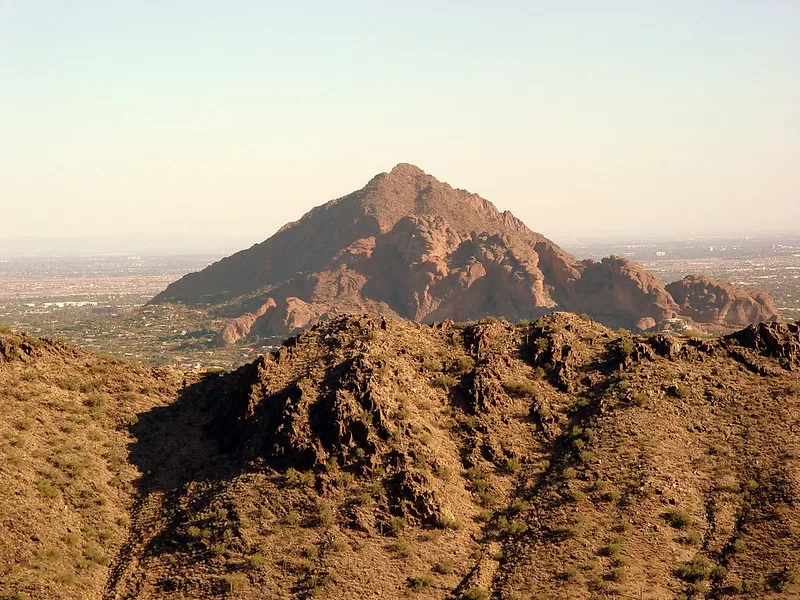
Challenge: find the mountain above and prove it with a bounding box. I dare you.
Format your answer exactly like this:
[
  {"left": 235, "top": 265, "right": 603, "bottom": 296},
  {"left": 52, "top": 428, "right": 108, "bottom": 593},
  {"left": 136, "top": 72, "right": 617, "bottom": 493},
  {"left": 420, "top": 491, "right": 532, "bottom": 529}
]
[
  {"left": 151, "top": 164, "right": 777, "bottom": 344},
  {"left": 2, "top": 316, "right": 799, "bottom": 599}
]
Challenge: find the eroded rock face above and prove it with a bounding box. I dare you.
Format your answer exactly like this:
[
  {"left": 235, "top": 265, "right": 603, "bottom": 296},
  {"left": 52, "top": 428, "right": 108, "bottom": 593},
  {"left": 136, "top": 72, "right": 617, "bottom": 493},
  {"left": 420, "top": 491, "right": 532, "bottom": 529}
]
[
  {"left": 151, "top": 164, "right": 779, "bottom": 337},
  {"left": 666, "top": 275, "right": 779, "bottom": 327},
  {"left": 726, "top": 321, "right": 800, "bottom": 366},
  {"left": 214, "top": 299, "right": 276, "bottom": 347}
]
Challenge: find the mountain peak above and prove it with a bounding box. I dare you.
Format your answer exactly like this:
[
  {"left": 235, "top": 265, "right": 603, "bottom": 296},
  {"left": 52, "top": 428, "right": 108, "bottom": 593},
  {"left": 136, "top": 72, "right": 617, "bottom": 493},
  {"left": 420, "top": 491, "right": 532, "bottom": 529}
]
[
  {"left": 388, "top": 162, "right": 426, "bottom": 177},
  {"left": 150, "top": 166, "right": 778, "bottom": 339}
]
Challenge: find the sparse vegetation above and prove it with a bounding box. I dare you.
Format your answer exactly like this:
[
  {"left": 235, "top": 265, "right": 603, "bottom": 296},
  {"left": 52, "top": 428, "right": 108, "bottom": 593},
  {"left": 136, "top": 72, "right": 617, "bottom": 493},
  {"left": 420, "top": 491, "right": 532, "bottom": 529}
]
[
  {"left": 664, "top": 508, "right": 693, "bottom": 530},
  {"left": 503, "top": 380, "right": 536, "bottom": 397}
]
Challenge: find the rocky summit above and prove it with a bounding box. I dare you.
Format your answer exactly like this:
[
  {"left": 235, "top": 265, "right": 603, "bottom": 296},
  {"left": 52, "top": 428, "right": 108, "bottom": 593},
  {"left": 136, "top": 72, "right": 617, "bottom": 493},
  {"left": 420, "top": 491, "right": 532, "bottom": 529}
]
[
  {"left": 2, "top": 316, "right": 799, "bottom": 599},
  {"left": 149, "top": 164, "right": 778, "bottom": 346}
]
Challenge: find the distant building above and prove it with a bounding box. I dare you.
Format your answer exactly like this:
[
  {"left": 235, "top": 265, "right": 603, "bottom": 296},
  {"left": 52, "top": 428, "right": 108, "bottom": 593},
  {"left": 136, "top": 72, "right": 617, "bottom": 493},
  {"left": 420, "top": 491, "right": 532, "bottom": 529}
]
[{"left": 655, "top": 251, "right": 666, "bottom": 257}]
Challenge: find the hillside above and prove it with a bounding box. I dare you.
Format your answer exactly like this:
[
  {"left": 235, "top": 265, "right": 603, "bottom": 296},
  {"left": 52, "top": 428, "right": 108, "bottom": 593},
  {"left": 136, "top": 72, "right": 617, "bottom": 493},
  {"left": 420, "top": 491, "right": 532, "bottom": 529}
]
[
  {"left": 150, "top": 164, "right": 778, "bottom": 344},
  {"left": 2, "top": 317, "right": 799, "bottom": 599}
]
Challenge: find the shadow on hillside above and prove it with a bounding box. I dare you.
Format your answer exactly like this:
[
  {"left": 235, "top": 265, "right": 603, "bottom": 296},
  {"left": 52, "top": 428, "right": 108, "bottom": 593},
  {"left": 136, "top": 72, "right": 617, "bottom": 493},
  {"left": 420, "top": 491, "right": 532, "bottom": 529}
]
[
  {"left": 112, "top": 370, "right": 253, "bottom": 572},
  {"left": 128, "top": 373, "right": 240, "bottom": 495}
]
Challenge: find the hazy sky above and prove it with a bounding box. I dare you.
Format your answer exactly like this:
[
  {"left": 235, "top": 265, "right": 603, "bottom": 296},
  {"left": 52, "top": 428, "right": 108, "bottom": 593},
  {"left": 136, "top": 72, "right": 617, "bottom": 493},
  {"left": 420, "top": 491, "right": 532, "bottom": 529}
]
[{"left": 1, "top": 1, "right": 798, "bottom": 244}]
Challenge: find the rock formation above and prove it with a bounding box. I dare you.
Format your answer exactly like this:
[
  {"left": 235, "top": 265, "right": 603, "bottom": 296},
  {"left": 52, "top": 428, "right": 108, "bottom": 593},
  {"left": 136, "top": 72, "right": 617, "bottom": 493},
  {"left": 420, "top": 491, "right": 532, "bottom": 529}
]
[
  {"left": 666, "top": 275, "right": 779, "bottom": 327},
  {"left": 150, "top": 164, "right": 778, "bottom": 342}
]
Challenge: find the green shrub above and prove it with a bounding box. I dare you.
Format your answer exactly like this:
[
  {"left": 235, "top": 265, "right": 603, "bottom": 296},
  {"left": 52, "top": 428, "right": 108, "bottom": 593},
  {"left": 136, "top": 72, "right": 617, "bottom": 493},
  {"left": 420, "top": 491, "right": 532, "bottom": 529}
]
[
  {"left": 387, "top": 516, "right": 407, "bottom": 537},
  {"left": 316, "top": 501, "right": 334, "bottom": 527},
  {"left": 453, "top": 356, "right": 476, "bottom": 373},
  {"left": 407, "top": 574, "right": 433, "bottom": 590},
  {"left": 392, "top": 537, "right": 412, "bottom": 557},
  {"left": 247, "top": 552, "right": 266, "bottom": 570},
  {"left": 463, "top": 588, "right": 489, "bottom": 600},
  {"left": 600, "top": 542, "right": 621, "bottom": 556},
  {"left": 664, "top": 508, "right": 692, "bottom": 530},
  {"left": 422, "top": 359, "right": 443, "bottom": 372},
  {"left": 672, "top": 384, "right": 692, "bottom": 399},
  {"left": 432, "top": 375, "right": 457, "bottom": 388},
  {"left": 502, "top": 456, "right": 521, "bottom": 473},
  {"left": 83, "top": 393, "right": 107, "bottom": 409},
  {"left": 675, "top": 554, "right": 725, "bottom": 582},
  {"left": 503, "top": 380, "right": 536, "bottom": 397},
  {"left": 433, "top": 558, "right": 454, "bottom": 574},
  {"left": 558, "top": 566, "right": 580, "bottom": 581},
  {"left": 617, "top": 337, "right": 636, "bottom": 356}
]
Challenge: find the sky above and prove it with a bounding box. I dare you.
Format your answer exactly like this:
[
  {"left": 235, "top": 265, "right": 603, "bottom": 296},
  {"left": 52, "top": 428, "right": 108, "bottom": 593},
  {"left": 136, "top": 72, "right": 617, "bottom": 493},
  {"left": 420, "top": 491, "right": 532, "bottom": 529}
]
[{"left": 1, "top": 1, "right": 798, "bottom": 246}]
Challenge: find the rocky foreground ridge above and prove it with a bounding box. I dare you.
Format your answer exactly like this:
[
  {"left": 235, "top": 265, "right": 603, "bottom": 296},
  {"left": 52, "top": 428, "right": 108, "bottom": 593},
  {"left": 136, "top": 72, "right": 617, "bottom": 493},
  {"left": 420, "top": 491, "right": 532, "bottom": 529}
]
[
  {"left": 149, "top": 164, "right": 778, "bottom": 346},
  {"left": 1, "top": 317, "right": 799, "bottom": 599}
]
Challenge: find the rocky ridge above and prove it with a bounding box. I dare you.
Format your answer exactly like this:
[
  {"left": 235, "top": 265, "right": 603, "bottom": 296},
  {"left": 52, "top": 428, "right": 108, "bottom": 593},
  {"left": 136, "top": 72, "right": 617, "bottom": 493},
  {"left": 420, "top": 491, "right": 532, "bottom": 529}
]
[{"left": 2, "top": 316, "right": 800, "bottom": 599}]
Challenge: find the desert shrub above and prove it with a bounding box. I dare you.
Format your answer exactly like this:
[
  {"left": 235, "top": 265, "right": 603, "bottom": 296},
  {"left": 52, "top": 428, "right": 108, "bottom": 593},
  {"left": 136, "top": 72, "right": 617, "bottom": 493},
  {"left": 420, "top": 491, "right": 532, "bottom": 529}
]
[
  {"left": 407, "top": 574, "right": 433, "bottom": 590},
  {"left": 730, "top": 537, "right": 746, "bottom": 553},
  {"left": 36, "top": 478, "right": 59, "bottom": 499},
  {"left": 675, "top": 554, "right": 725, "bottom": 582},
  {"left": 432, "top": 374, "right": 457, "bottom": 388},
  {"left": 616, "top": 337, "right": 636, "bottom": 356},
  {"left": 558, "top": 566, "right": 580, "bottom": 581},
  {"left": 83, "top": 544, "right": 108, "bottom": 565},
  {"left": 463, "top": 588, "right": 489, "bottom": 600},
  {"left": 772, "top": 566, "right": 800, "bottom": 592},
  {"left": 605, "top": 567, "right": 626, "bottom": 583},
  {"left": 736, "top": 578, "right": 766, "bottom": 593},
  {"left": 222, "top": 573, "right": 248, "bottom": 592},
  {"left": 503, "top": 380, "right": 536, "bottom": 397},
  {"left": 671, "top": 384, "right": 692, "bottom": 399},
  {"left": 316, "top": 501, "right": 334, "bottom": 527},
  {"left": 664, "top": 508, "right": 692, "bottom": 530},
  {"left": 83, "top": 393, "right": 107, "bottom": 409},
  {"left": 283, "top": 510, "right": 301, "bottom": 526},
  {"left": 567, "top": 489, "right": 586, "bottom": 502},
  {"left": 392, "top": 537, "right": 412, "bottom": 557},
  {"left": 682, "top": 531, "right": 702, "bottom": 546},
  {"left": 600, "top": 489, "right": 621, "bottom": 503},
  {"left": 453, "top": 356, "right": 476, "bottom": 373},
  {"left": 631, "top": 392, "right": 649, "bottom": 406},
  {"left": 387, "top": 516, "right": 407, "bottom": 537},
  {"left": 433, "top": 558, "right": 454, "bottom": 574},
  {"left": 600, "top": 541, "right": 621, "bottom": 556},
  {"left": 56, "top": 572, "right": 76, "bottom": 585},
  {"left": 502, "top": 456, "right": 521, "bottom": 473},
  {"left": 422, "top": 359, "right": 443, "bottom": 372},
  {"left": 247, "top": 552, "right": 266, "bottom": 570},
  {"left": 495, "top": 515, "right": 528, "bottom": 536},
  {"left": 465, "top": 467, "right": 491, "bottom": 493},
  {"left": 437, "top": 514, "right": 461, "bottom": 530},
  {"left": 13, "top": 418, "right": 33, "bottom": 431},
  {"left": 786, "top": 381, "right": 800, "bottom": 395},
  {"left": 553, "top": 521, "right": 584, "bottom": 539}
]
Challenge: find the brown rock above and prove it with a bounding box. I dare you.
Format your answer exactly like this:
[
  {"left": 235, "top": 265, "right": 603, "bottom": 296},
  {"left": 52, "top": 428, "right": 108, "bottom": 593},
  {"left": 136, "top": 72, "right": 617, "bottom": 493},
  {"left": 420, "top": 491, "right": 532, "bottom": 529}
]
[
  {"left": 150, "top": 164, "right": 776, "bottom": 336},
  {"left": 666, "top": 275, "right": 779, "bottom": 327}
]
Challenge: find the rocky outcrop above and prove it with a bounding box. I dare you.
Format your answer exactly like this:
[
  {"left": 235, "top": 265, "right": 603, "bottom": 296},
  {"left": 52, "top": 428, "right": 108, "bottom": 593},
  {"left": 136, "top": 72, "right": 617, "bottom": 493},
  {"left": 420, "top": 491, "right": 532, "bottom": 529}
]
[
  {"left": 726, "top": 320, "right": 800, "bottom": 366},
  {"left": 571, "top": 256, "right": 680, "bottom": 328},
  {"left": 213, "top": 299, "right": 276, "bottom": 347},
  {"left": 666, "top": 275, "right": 779, "bottom": 327},
  {"left": 151, "top": 164, "right": 779, "bottom": 339}
]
